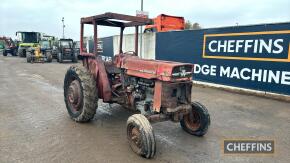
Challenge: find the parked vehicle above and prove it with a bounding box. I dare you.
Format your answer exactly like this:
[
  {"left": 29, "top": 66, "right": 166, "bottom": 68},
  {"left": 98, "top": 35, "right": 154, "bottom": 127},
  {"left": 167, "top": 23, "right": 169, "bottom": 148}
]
[
  {"left": 63, "top": 12, "right": 210, "bottom": 159},
  {"left": 41, "top": 35, "right": 58, "bottom": 59},
  {"left": 144, "top": 14, "right": 185, "bottom": 32},
  {"left": 57, "top": 39, "right": 77, "bottom": 63},
  {"left": 0, "top": 36, "right": 17, "bottom": 56},
  {"left": 26, "top": 44, "right": 52, "bottom": 63},
  {"left": 16, "top": 31, "right": 41, "bottom": 57},
  {"left": 73, "top": 41, "right": 81, "bottom": 59}
]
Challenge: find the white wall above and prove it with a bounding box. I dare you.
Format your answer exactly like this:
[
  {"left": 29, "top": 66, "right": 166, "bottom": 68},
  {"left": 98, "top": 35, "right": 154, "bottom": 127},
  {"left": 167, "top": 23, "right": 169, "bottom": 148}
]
[{"left": 113, "top": 33, "right": 156, "bottom": 59}]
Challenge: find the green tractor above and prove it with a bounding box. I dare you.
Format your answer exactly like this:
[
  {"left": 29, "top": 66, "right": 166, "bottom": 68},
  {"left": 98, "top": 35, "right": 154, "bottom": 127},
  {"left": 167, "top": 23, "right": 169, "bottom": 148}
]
[
  {"left": 40, "top": 35, "right": 58, "bottom": 58},
  {"left": 16, "top": 31, "right": 41, "bottom": 57}
]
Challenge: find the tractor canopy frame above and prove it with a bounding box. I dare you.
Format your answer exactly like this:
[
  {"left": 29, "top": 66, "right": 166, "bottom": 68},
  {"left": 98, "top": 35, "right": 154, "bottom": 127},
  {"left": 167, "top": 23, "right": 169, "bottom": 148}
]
[{"left": 80, "top": 12, "right": 152, "bottom": 58}]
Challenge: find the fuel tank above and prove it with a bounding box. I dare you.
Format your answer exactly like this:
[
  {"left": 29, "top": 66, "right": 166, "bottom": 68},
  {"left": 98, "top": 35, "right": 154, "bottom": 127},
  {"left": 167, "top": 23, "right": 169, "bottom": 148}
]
[{"left": 114, "top": 54, "right": 193, "bottom": 81}]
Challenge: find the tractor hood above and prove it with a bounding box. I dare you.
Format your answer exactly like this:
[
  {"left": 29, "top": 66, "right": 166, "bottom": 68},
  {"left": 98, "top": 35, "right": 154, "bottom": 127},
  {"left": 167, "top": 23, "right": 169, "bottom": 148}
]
[
  {"left": 115, "top": 55, "right": 193, "bottom": 81},
  {"left": 20, "top": 43, "right": 39, "bottom": 47}
]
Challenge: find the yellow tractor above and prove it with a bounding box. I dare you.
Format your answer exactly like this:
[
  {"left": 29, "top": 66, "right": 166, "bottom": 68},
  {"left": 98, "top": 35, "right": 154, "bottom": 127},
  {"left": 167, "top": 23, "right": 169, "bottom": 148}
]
[{"left": 26, "top": 45, "right": 52, "bottom": 63}]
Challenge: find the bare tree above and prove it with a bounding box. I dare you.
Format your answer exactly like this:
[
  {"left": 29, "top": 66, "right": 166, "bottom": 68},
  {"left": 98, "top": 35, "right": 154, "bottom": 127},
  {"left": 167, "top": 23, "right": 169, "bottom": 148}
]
[
  {"left": 192, "top": 22, "right": 201, "bottom": 29},
  {"left": 185, "top": 20, "right": 202, "bottom": 30},
  {"left": 184, "top": 20, "right": 192, "bottom": 29}
]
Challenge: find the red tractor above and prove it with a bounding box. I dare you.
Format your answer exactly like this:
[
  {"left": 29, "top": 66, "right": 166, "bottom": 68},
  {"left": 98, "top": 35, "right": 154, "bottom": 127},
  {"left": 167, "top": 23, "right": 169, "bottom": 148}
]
[{"left": 64, "top": 12, "right": 210, "bottom": 158}]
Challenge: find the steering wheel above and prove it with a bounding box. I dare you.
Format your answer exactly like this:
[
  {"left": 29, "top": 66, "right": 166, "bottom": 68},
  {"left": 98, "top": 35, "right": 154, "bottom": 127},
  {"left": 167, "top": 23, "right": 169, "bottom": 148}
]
[{"left": 123, "top": 51, "right": 137, "bottom": 56}]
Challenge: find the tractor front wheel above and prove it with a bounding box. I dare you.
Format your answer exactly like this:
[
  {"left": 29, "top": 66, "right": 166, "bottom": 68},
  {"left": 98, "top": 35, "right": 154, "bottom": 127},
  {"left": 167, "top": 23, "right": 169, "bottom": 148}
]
[
  {"left": 64, "top": 65, "right": 98, "bottom": 122},
  {"left": 3, "top": 51, "right": 7, "bottom": 56},
  {"left": 46, "top": 52, "right": 52, "bottom": 62},
  {"left": 13, "top": 49, "right": 17, "bottom": 56},
  {"left": 127, "top": 114, "right": 156, "bottom": 159},
  {"left": 72, "top": 53, "right": 78, "bottom": 63},
  {"left": 18, "top": 49, "right": 24, "bottom": 57},
  {"left": 26, "top": 52, "right": 32, "bottom": 63},
  {"left": 180, "top": 102, "right": 210, "bottom": 136},
  {"left": 58, "top": 53, "right": 63, "bottom": 63}
]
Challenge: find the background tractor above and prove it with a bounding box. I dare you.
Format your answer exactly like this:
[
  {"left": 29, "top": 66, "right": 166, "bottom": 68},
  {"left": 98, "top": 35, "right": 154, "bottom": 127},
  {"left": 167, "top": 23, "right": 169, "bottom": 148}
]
[
  {"left": 26, "top": 44, "right": 52, "bottom": 63},
  {"left": 63, "top": 13, "right": 210, "bottom": 158},
  {"left": 16, "top": 31, "right": 41, "bottom": 57},
  {"left": 0, "top": 36, "right": 17, "bottom": 56},
  {"left": 41, "top": 35, "right": 58, "bottom": 59},
  {"left": 73, "top": 41, "right": 81, "bottom": 59},
  {"left": 57, "top": 39, "right": 77, "bottom": 63}
]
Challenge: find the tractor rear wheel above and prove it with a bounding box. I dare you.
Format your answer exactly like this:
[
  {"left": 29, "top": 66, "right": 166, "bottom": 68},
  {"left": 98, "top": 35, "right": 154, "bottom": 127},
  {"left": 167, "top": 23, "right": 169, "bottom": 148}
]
[
  {"left": 180, "top": 102, "right": 210, "bottom": 136},
  {"left": 127, "top": 114, "right": 156, "bottom": 159},
  {"left": 3, "top": 51, "right": 7, "bottom": 56},
  {"left": 64, "top": 65, "right": 98, "bottom": 122}
]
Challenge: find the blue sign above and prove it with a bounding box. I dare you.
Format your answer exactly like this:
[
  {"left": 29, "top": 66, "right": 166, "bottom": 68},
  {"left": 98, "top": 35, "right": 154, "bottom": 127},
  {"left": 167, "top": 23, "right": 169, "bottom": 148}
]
[
  {"left": 204, "top": 31, "right": 290, "bottom": 61},
  {"left": 155, "top": 22, "right": 290, "bottom": 95}
]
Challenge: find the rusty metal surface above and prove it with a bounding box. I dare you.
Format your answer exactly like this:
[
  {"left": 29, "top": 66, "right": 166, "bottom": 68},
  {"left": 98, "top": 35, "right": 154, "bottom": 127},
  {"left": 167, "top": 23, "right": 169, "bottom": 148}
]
[
  {"left": 184, "top": 108, "right": 201, "bottom": 131},
  {"left": 147, "top": 114, "right": 169, "bottom": 123},
  {"left": 93, "top": 21, "right": 98, "bottom": 57},
  {"left": 81, "top": 12, "right": 152, "bottom": 26},
  {"left": 153, "top": 81, "right": 162, "bottom": 112},
  {"left": 86, "top": 57, "right": 112, "bottom": 102},
  {"left": 67, "top": 80, "right": 82, "bottom": 113},
  {"left": 115, "top": 54, "right": 193, "bottom": 81},
  {"left": 135, "top": 26, "right": 139, "bottom": 56}
]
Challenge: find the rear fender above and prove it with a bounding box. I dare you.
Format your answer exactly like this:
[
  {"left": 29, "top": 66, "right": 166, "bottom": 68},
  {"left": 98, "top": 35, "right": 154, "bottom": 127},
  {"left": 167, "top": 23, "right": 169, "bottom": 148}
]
[{"left": 87, "top": 57, "right": 112, "bottom": 102}]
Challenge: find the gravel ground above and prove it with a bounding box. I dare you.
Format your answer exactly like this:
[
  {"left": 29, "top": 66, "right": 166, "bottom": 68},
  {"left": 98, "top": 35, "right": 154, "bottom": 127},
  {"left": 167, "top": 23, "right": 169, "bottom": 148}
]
[{"left": 0, "top": 55, "right": 289, "bottom": 163}]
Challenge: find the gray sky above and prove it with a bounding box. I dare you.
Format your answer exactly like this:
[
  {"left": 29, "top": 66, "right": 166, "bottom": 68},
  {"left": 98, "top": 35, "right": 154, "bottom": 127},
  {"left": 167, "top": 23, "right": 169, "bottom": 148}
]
[{"left": 1, "top": 0, "right": 289, "bottom": 40}]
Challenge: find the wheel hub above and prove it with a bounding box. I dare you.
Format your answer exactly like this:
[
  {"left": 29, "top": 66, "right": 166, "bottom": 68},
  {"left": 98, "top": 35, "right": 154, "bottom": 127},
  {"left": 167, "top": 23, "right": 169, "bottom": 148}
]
[
  {"left": 131, "top": 127, "right": 141, "bottom": 147},
  {"left": 184, "top": 109, "right": 201, "bottom": 131},
  {"left": 128, "top": 125, "right": 142, "bottom": 154},
  {"left": 67, "top": 80, "right": 82, "bottom": 112}
]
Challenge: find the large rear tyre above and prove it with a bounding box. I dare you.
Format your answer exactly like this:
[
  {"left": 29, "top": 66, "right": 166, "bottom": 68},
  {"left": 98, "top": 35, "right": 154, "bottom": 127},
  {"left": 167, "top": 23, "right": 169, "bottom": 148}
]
[
  {"left": 3, "top": 51, "right": 7, "bottom": 56},
  {"left": 180, "top": 102, "right": 210, "bottom": 136},
  {"left": 127, "top": 114, "right": 156, "bottom": 159},
  {"left": 64, "top": 65, "right": 98, "bottom": 122}
]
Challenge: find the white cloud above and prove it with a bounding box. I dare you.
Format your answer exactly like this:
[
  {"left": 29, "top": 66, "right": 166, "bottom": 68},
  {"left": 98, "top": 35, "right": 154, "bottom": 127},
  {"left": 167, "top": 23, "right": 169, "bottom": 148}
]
[{"left": 0, "top": 0, "right": 289, "bottom": 40}]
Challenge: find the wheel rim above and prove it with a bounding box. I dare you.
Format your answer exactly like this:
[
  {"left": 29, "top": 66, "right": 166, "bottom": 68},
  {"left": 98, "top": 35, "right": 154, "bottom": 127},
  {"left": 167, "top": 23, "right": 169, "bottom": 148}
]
[
  {"left": 128, "top": 124, "right": 142, "bottom": 155},
  {"left": 184, "top": 109, "right": 201, "bottom": 131},
  {"left": 67, "top": 80, "right": 82, "bottom": 114}
]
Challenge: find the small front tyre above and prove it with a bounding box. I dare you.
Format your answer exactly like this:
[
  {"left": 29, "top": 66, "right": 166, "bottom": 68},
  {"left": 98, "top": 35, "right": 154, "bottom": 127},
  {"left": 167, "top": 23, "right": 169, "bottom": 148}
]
[
  {"left": 72, "top": 53, "right": 78, "bottom": 63},
  {"left": 26, "top": 52, "right": 32, "bottom": 63},
  {"left": 58, "top": 53, "right": 63, "bottom": 63},
  {"left": 180, "top": 102, "right": 210, "bottom": 136},
  {"left": 64, "top": 65, "right": 98, "bottom": 122},
  {"left": 46, "top": 51, "right": 52, "bottom": 62},
  {"left": 127, "top": 114, "right": 156, "bottom": 159}
]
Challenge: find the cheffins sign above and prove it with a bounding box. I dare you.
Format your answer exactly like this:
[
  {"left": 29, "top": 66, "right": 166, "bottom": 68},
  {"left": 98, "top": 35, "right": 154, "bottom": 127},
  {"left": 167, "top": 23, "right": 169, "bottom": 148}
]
[
  {"left": 203, "top": 31, "right": 290, "bottom": 62},
  {"left": 155, "top": 22, "right": 290, "bottom": 95}
]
